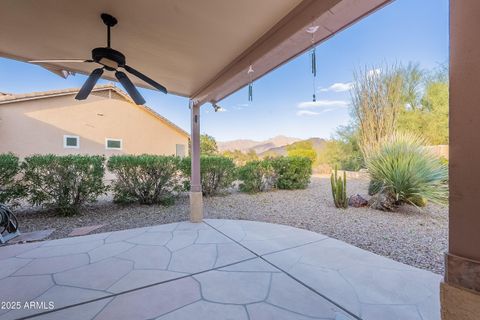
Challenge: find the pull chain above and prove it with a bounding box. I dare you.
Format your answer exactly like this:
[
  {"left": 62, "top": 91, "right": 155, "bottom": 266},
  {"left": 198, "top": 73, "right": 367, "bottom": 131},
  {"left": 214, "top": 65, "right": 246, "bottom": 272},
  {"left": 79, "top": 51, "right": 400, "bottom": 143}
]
[{"left": 247, "top": 65, "right": 254, "bottom": 102}]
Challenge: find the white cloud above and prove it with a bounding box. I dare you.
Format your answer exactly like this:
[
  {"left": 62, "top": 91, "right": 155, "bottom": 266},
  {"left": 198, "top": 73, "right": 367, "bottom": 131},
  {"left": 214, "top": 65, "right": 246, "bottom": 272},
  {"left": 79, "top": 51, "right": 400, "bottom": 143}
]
[
  {"left": 297, "top": 100, "right": 349, "bottom": 109},
  {"left": 367, "top": 68, "right": 382, "bottom": 77},
  {"left": 233, "top": 103, "right": 249, "bottom": 110},
  {"left": 297, "top": 110, "right": 320, "bottom": 116},
  {"left": 320, "top": 82, "right": 353, "bottom": 92}
]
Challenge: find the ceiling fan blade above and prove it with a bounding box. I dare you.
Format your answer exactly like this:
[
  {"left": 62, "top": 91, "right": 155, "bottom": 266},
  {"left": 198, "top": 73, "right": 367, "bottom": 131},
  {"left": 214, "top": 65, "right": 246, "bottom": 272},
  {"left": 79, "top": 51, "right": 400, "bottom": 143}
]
[
  {"left": 124, "top": 65, "right": 167, "bottom": 94},
  {"left": 115, "top": 71, "right": 146, "bottom": 105},
  {"left": 75, "top": 68, "right": 104, "bottom": 100},
  {"left": 29, "top": 59, "right": 93, "bottom": 63}
]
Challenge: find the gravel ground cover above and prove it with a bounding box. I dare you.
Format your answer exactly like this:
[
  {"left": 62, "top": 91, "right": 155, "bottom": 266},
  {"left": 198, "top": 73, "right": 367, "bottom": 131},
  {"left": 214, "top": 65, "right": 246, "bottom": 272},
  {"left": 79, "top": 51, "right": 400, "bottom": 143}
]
[{"left": 13, "top": 175, "right": 448, "bottom": 274}]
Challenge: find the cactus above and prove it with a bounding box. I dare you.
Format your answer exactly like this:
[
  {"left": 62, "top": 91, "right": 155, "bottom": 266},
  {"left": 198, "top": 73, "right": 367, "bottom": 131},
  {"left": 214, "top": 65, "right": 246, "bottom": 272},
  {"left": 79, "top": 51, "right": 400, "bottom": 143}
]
[{"left": 331, "top": 165, "right": 348, "bottom": 209}]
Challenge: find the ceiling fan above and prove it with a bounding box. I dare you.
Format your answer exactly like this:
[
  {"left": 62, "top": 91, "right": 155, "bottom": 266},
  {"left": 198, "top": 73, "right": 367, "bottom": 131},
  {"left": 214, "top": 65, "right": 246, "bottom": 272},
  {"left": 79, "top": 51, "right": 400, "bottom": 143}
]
[{"left": 29, "top": 13, "right": 167, "bottom": 105}]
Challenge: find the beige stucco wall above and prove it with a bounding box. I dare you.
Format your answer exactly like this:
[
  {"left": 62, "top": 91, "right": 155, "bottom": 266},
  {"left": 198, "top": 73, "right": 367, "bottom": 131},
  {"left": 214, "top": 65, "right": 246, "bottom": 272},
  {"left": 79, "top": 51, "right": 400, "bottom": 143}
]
[{"left": 0, "top": 90, "right": 189, "bottom": 158}]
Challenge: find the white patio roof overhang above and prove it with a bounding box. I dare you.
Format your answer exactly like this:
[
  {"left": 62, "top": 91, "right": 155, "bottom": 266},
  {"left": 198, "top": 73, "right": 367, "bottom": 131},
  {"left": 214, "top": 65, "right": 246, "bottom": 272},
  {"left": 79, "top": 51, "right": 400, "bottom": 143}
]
[{"left": 0, "top": 0, "right": 391, "bottom": 106}]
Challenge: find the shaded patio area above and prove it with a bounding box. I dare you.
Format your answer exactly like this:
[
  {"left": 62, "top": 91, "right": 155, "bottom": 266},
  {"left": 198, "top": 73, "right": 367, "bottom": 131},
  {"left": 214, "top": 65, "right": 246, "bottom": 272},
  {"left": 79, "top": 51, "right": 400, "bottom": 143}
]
[{"left": 0, "top": 219, "right": 441, "bottom": 320}]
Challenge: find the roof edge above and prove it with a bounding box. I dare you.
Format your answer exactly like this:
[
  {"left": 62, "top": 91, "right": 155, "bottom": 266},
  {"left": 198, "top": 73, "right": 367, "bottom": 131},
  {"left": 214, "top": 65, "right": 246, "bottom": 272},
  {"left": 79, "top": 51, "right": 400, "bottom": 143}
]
[{"left": 0, "top": 84, "right": 190, "bottom": 138}]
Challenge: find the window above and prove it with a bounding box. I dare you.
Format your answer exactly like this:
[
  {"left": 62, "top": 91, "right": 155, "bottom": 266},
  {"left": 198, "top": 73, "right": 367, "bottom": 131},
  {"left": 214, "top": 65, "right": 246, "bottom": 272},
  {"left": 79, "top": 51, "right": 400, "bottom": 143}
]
[
  {"left": 176, "top": 144, "right": 186, "bottom": 157},
  {"left": 106, "top": 138, "right": 122, "bottom": 150},
  {"left": 64, "top": 135, "right": 79, "bottom": 148}
]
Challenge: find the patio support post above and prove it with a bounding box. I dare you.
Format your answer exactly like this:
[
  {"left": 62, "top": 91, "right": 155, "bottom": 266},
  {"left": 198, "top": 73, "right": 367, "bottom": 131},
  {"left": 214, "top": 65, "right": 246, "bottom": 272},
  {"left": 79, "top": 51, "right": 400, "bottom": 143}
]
[
  {"left": 189, "top": 99, "right": 203, "bottom": 222},
  {"left": 442, "top": 1, "right": 480, "bottom": 319}
]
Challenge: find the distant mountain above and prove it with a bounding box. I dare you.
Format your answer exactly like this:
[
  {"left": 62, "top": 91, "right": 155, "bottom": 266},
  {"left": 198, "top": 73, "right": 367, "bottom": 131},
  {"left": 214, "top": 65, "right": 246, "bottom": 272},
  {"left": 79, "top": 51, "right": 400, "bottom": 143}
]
[
  {"left": 218, "top": 135, "right": 300, "bottom": 153},
  {"left": 258, "top": 138, "right": 327, "bottom": 158}
]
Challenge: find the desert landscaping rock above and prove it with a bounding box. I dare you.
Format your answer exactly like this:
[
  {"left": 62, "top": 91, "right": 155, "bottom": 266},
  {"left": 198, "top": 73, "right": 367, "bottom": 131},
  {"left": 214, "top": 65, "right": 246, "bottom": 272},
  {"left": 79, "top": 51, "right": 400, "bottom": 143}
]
[
  {"left": 13, "top": 176, "right": 447, "bottom": 274},
  {"left": 348, "top": 194, "right": 368, "bottom": 207}
]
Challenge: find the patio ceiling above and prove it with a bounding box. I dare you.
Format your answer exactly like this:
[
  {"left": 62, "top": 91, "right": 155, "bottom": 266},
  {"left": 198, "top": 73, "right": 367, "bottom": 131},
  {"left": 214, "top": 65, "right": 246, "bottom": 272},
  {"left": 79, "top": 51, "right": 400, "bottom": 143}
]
[{"left": 0, "top": 0, "right": 391, "bottom": 105}]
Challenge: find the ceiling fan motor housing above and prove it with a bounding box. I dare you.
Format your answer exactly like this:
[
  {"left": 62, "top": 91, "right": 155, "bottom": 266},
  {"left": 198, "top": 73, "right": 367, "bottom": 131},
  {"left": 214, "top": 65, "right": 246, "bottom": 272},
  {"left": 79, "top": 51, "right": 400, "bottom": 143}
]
[{"left": 92, "top": 47, "right": 125, "bottom": 70}]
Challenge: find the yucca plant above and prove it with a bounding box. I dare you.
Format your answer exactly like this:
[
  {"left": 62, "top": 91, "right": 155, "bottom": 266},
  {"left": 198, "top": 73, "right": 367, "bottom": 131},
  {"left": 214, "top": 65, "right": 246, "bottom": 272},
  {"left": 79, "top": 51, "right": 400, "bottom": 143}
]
[
  {"left": 366, "top": 133, "right": 448, "bottom": 209},
  {"left": 331, "top": 165, "right": 348, "bottom": 209}
]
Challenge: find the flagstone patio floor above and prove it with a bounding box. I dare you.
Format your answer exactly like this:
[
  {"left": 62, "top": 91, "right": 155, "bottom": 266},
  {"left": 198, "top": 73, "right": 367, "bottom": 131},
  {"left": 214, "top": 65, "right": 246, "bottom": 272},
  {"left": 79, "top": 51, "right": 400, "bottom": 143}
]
[{"left": 0, "top": 219, "right": 441, "bottom": 320}]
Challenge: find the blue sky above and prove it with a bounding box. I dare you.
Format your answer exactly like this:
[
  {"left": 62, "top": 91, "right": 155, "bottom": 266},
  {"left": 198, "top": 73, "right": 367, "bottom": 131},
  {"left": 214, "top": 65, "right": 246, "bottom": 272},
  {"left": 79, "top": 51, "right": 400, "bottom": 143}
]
[{"left": 0, "top": 0, "right": 448, "bottom": 142}]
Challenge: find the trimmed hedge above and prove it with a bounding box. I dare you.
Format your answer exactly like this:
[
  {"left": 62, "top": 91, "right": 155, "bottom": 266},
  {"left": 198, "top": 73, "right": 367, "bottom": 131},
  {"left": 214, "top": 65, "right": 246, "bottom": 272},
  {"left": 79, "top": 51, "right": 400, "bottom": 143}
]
[
  {"left": 22, "top": 154, "right": 107, "bottom": 215},
  {"left": 107, "top": 155, "right": 182, "bottom": 205},
  {"left": 0, "top": 152, "right": 313, "bottom": 215},
  {"left": 0, "top": 153, "right": 24, "bottom": 205},
  {"left": 270, "top": 156, "right": 312, "bottom": 190},
  {"left": 181, "top": 156, "right": 236, "bottom": 196},
  {"left": 237, "top": 160, "right": 276, "bottom": 193}
]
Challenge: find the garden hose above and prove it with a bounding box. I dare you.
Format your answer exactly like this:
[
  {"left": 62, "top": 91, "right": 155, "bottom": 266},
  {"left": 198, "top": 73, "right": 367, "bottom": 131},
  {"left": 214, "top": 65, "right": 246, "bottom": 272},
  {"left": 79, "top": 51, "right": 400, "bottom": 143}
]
[{"left": 0, "top": 203, "right": 18, "bottom": 234}]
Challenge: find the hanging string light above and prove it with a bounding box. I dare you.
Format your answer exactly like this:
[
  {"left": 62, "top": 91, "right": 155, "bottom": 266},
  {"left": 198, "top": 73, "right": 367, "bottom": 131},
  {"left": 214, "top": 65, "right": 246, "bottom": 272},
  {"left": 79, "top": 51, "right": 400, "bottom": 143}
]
[
  {"left": 247, "top": 65, "right": 254, "bottom": 102},
  {"left": 306, "top": 25, "right": 319, "bottom": 102}
]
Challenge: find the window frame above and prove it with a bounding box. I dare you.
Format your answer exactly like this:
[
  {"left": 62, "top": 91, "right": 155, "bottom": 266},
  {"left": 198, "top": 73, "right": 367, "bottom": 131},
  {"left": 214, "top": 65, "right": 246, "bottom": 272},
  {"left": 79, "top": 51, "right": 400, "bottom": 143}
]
[
  {"left": 176, "top": 144, "right": 186, "bottom": 157},
  {"left": 105, "top": 138, "right": 123, "bottom": 150},
  {"left": 63, "top": 135, "right": 80, "bottom": 149}
]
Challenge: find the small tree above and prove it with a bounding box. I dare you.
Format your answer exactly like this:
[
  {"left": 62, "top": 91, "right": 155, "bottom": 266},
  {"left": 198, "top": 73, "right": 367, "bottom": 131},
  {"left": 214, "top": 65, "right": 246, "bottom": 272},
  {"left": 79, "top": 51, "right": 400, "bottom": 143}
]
[
  {"left": 223, "top": 149, "right": 258, "bottom": 166},
  {"left": 317, "top": 125, "right": 363, "bottom": 171},
  {"left": 200, "top": 134, "right": 218, "bottom": 155},
  {"left": 287, "top": 141, "right": 317, "bottom": 164},
  {"left": 351, "top": 65, "right": 404, "bottom": 159}
]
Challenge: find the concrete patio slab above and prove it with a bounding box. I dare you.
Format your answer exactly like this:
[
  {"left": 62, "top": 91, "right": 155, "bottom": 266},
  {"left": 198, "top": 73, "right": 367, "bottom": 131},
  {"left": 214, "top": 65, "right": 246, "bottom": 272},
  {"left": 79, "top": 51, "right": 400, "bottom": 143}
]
[
  {"left": 0, "top": 221, "right": 254, "bottom": 319},
  {"left": 0, "top": 219, "right": 441, "bottom": 320},
  {"left": 263, "top": 237, "right": 442, "bottom": 320},
  {"left": 204, "top": 219, "right": 327, "bottom": 255}
]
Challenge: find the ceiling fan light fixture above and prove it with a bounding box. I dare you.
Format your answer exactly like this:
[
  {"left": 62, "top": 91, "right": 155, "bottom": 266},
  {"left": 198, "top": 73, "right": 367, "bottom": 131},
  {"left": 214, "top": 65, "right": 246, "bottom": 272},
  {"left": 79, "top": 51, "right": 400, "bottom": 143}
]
[{"left": 29, "top": 13, "right": 167, "bottom": 102}]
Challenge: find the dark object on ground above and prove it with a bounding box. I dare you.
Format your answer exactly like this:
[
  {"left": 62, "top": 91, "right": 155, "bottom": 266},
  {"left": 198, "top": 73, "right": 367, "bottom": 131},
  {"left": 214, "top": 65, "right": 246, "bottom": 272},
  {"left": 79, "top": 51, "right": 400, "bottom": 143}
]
[
  {"left": 368, "top": 192, "right": 396, "bottom": 211},
  {"left": 0, "top": 203, "right": 20, "bottom": 244},
  {"left": 348, "top": 194, "right": 368, "bottom": 208}
]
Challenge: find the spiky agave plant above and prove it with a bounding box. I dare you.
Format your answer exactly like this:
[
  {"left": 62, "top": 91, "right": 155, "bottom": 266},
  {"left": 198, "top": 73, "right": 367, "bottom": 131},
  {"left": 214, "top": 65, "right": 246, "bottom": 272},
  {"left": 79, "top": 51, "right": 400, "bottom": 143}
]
[{"left": 366, "top": 133, "right": 448, "bottom": 208}]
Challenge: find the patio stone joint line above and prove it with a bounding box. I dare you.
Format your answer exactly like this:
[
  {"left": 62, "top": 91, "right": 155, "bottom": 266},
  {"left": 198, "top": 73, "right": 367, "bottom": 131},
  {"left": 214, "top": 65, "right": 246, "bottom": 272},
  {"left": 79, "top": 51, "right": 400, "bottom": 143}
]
[
  {"left": 202, "top": 220, "right": 363, "bottom": 320},
  {"left": 18, "top": 253, "right": 259, "bottom": 320}
]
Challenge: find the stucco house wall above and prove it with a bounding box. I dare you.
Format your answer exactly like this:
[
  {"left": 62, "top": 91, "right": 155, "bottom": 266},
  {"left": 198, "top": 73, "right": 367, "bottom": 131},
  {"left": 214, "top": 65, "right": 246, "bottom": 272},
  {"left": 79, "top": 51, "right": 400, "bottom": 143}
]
[{"left": 0, "top": 86, "right": 189, "bottom": 158}]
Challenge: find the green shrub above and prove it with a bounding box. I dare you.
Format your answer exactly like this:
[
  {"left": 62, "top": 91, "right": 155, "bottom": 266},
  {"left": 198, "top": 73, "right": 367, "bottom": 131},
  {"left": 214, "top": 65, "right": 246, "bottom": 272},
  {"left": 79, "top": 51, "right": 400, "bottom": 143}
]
[
  {"left": 366, "top": 133, "right": 448, "bottom": 208},
  {"left": 22, "top": 154, "right": 107, "bottom": 215},
  {"left": 270, "top": 156, "right": 312, "bottom": 190},
  {"left": 0, "top": 153, "right": 24, "bottom": 205},
  {"left": 107, "top": 155, "right": 182, "bottom": 205},
  {"left": 181, "top": 156, "right": 236, "bottom": 196},
  {"left": 238, "top": 160, "right": 276, "bottom": 193}
]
